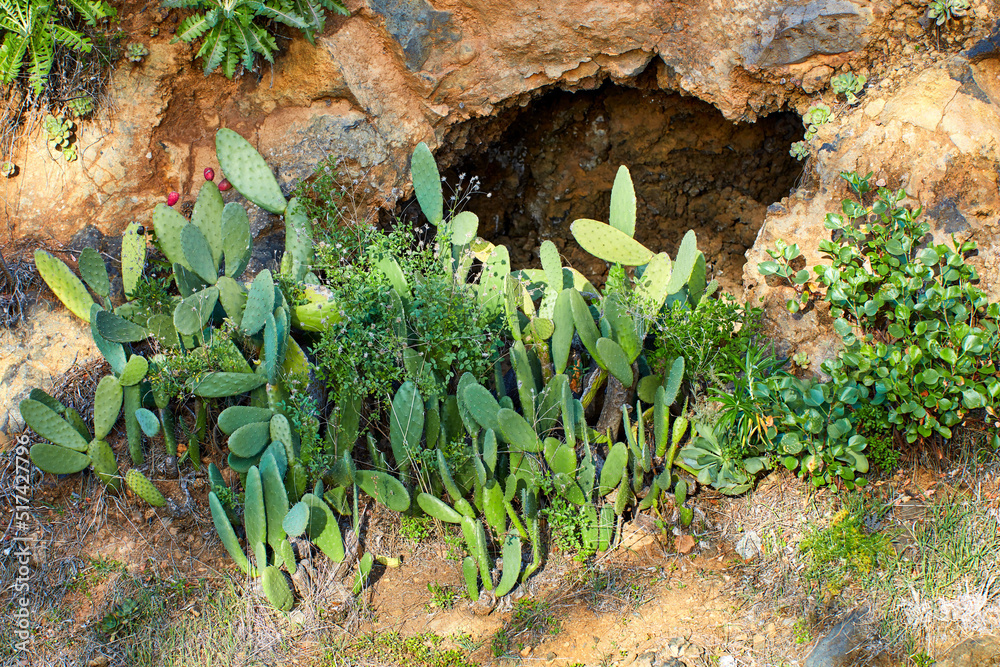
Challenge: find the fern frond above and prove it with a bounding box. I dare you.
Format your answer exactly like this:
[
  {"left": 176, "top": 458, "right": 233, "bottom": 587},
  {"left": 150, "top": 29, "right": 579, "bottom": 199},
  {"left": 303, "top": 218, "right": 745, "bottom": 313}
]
[
  {"left": 198, "top": 24, "right": 228, "bottom": 76},
  {"left": 316, "top": 0, "right": 349, "bottom": 17},
  {"left": 248, "top": 24, "right": 275, "bottom": 62},
  {"left": 49, "top": 23, "right": 93, "bottom": 54},
  {"left": 27, "top": 28, "right": 53, "bottom": 97},
  {"left": 222, "top": 33, "right": 239, "bottom": 78},
  {"left": 250, "top": 2, "right": 308, "bottom": 29},
  {"left": 64, "top": 0, "right": 116, "bottom": 27},
  {"left": 160, "top": 0, "right": 208, "bottom": 8},
  {"left": 0, "top": 32, "right": 29, "bottom": 85},
  {"left": 227, "top": 20, "right": 254, "bottom": 70},
  {"left": 174, "top": 13, "right": 213, "bottom": 43},
  {"left": 293, "top": 0, "right": 325, "bottom": 36}
]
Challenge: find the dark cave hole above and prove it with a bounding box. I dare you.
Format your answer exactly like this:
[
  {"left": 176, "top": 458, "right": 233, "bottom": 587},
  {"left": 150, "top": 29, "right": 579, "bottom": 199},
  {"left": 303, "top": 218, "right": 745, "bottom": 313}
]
[{"left": 390, "top": 80, "right": 803, "bottom": 295}]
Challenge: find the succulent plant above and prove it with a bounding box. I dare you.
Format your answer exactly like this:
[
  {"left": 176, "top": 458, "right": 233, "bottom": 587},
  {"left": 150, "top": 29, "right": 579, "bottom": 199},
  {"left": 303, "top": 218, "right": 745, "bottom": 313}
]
[
  {"left": 67, "top": 96, "right": 94, "bottom": 118},
  {"left": 125, "top": 42, "right": 150, "bottom": 62}
]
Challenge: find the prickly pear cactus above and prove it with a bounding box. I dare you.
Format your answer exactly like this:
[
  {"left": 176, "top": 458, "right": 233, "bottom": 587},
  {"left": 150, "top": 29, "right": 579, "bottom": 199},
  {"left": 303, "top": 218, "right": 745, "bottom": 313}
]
[
  {"left": 215, "top": 129, "right": 287, "bottom": 214},
  {"left": 34, "top": 250, "right": 96, "bottom": 322},
  {"left": 125, "top": 469, "right": 166, "bottom": 507}
]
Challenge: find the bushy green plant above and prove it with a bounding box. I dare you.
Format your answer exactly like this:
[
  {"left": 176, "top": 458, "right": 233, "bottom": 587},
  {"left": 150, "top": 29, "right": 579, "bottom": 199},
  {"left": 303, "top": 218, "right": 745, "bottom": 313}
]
[
  {"left": 43, "top": 113, "right": 77, "bottom": 161},
  {"left": 648, "top": 292, "right": 762, "bottom": 394},
  {"left": 789, "top": 104, "right": 832, "bottom": 161},
  {"left": 853, "top": 404, "right": 899, "bottom": 473},
  {"left": 758, "top": 170, "right": 1000, "bottom": 487},
  {"left": 0, "top": 0, "right": 115, "bottom": 97},
  {"left": 800, "top": 504, "right": 893, "bottom": 596},
  {"left": 161, "top": 0, "right": 348, "bottom": 78},
  {"left": 67, "top": 94, "right": 93, "bottom": 117}
]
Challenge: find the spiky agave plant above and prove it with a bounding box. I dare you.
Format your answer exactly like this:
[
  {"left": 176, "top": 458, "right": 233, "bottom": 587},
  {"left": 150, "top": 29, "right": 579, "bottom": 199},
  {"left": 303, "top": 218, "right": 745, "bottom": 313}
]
[
  {"left": 0, "top": 0, "right": 115, "bottom": 97},
  {"left": 162, "top": 0, "right": 347, "bottom": 78}
]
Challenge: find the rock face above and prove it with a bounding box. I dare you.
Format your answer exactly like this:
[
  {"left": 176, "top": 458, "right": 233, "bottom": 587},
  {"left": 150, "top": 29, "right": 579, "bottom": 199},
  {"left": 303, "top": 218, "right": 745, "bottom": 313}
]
[
  {"left": 2, "top": 0, "right": 905, "bottom": 242},
  {"left": 2, "top": 0, "right": 1000, "bottom": 378}
]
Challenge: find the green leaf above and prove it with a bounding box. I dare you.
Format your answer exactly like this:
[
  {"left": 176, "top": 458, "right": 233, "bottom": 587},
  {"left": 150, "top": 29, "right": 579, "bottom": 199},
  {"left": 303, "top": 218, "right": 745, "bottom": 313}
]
[{"left": 608, "top": 166, "right": 636, "bottom": 238}]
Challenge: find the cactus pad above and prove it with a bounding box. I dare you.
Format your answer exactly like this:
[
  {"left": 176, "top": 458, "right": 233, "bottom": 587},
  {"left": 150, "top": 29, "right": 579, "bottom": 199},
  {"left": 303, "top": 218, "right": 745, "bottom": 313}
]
[
  {"left": 151, "top": 204, "right": 191, "bottom": 270},
  {"left": 34, "top": 250, "right": 96, "bottom": 322},
  {"left": 118, "top": 355, "right": 149, "bottom": 386},
  {"left": 355, "top": 470, "right": 410, "bottom": 512},
  {"left": 78, "top": 247, "right": 110, "bottom": 298},
  {"left": 410, "top": 142, "right": 443, "bottom": 225},
  {"left": 20, "top": 399, "right": 89, "bottom": 451},
  {"left": 494, "top": 532, "right": 522, "bottom": 597},
  {"left": 241, "top": 269, "right": 274, "bottom": 335},
  {"left": 126, "top": 469, "right": 166, "bottom": 507},
  {"left": 215, "top": 129, "right": 287, "bottom": 214},
  {"left": 93, "top": 375, "right": 123, "bottom": 440},
  {"left": 121, "top": 221, "right": 146, "bottom": 297},
  {"left": 497, "top": 408, "right": 542, "bottom": 453},
  {"left": 218, "top": 406, "right": 273, "bottom": 435},
  {"left": 96, "top": 310, "right": 148, "bottom": 343},
  {"left": 191, "top": 180, "right": 225, "bottom": 266},
  {"left": 261, "top": 566, "right": 294, "bottom": 610},
  {"left": 88, "top": 439, "right": 119, "bottom": 489},
  {"left": 209, "top": 491, "right": 250, "bottom": 574},
  {"left": 29, "top": 443, "right": 90, "bottom": 474},
  {"left": 416, "top": 492, "right": 463, "bottom": 523},
  {"left": 570, "top": 218, "right": 653, "bottom": 267},
  {"left": 189, "top": 372, "right": 266, "bottom": 398},
  {"left": 173, "top": 285, "right": 219, "bottom": 337},
  {"left": 181, "top": 223, "right": 219, "bottom": 284},
  {"left": 609, "top": 166, "right": 636, "bottom": 238},
  {"left": 596, "top": 337, "right": 633, "bottom": 387},
  {"left": 227, "top": 421, "right": 270, "bottom": 458}
]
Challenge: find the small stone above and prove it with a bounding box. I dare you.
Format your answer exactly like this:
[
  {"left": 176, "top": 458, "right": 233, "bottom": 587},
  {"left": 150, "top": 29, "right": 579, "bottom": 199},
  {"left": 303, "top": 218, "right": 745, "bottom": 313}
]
[
  {"left": 864, "top": 98, "right": 886, "bottom": 118},
  {"left": 519, "top": 646, "right": 533, "bottom": 658},
  {"left": 88, "top": 656, "right": 109, "bottom": 667},
  {"left": 753, "top": 634, "right": 766, "bottom": 648},
  {"left": 675, "top": 534, "right": 696, "bottom": 554},
  {"left": 719, "top": 657, "right": 737, "bottom": 667},
  {"left": 802, "top": 65, "right": 834, "bottom": 93}
]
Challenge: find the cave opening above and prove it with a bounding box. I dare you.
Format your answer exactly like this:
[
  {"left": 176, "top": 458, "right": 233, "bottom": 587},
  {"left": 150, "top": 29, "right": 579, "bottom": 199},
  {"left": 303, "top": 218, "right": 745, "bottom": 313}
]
[{"left": 393, "top": 79, "right": 803, "bottom": 295}]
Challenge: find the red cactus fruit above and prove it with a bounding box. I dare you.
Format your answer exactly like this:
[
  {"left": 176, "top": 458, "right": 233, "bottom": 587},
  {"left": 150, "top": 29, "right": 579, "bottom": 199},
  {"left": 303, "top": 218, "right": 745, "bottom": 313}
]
[
  {"left": 204, "top": 167, "right": 215, "bottom": 181},
  {"left": 218, "top": 178, "right": 232, "bottom": 192},
  {"left": 167, "top": 191, "right": 180, "bottom": 206}
]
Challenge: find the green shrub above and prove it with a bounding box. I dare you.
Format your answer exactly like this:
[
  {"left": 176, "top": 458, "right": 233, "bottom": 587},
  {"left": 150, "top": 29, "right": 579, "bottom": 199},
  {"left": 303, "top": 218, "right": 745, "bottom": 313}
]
[
  {"left": 800, "top": 503, "right": 893, "bottom": 596},
  {"left": 648, "top": 292, "right": 762, "bottom": 394},
  {"left": 758, "top": 170, "right": 1000, "bottom": 487}
]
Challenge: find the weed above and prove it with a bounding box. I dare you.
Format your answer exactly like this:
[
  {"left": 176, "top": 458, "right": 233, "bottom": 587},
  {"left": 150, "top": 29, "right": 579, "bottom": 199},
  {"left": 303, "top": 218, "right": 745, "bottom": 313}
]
[
  {"left": 426, "top": 582, "right": 460, "bottom": 611},
  {"left": 400, "top": 513, "right": 435, "bottom": 543},
  {"left": 345, "top": 631, "right": 477, "bottom": 667},
  {"left": 800, "top": 502, "right": 894, "bottom": 596}
]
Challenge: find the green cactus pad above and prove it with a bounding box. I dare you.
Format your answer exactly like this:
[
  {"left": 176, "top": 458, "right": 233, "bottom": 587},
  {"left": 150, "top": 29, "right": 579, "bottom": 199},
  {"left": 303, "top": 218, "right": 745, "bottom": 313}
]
[
  {"left": 145, "top": 314, "right": 180, "bottom": 350},
  {"left": 282, "top": 198, "right": 314, "bottom": 283},
  {"left": 181, "top": 223, "right": 219, "bottom": 284},
  {"left": 635, "top": 252, "right": 672, "bottom": 316},
  {"left": 551, "top": 290, "right": 575, "bottom": 374},
  {"left": 461, "top": 382, "right": 502, "bottom": 434},
  {"left": 95, "top": 310, "right": 148, "bottom": 344},
  {"left": 189, "top": 372, "right": 267, "bottom": 398},
  {"left": 244, "top": 466, "right": 266, "bottom": 554},
  {"left": 64, "top": 408, "right": 92, "bottom": 441},
  {"left": 355, "top": 470, "right": 411, "bottom": 512},
  {"left": 290, "top": 284, "right": 342, "bottom": 331},
  {"left": 93, "top": 375, "right": 123, "bottom": 440},
  {"left": 227, "top": 451, "right": 263, "bottom": 474},
  {"left": 242, "top": 269, "right": 274, "bottom": 336},
  {"left": 121, "top": 221, "right": 146, "bottom": 297},
  {"left": 29, "top": 443, "right": 90, "bottom": 474},
  {"left": 78, "top": 247, "right": 110, "bottom": 298},
  {"left": 29, "top": 388, "right": 65, "bottom": 414},
  {"left": 88, "top": 439, "right": 119, "bottom": 489},
  {"left": 117, "top": 355, "right": 148, "bottom": 387},
  {"left": 209, "top": 491, "right": 250, "bottom": 574},
  {"left": 34, "top": 250, "right": 96, "bottom": 322},
  {"left": 353, "top": 552, "right": 374, "bottom": 595},
  {"left": 389, "top": 381, "right": 423, "bottom": 468},
  {"left": 125, "top": 469, "right": 166, "bottom": 507},
  {"left": 598, "top": 505, "right": 614, "bottom": 551},
  {"left": 599, "top": 442, "right": 628, "bottom": 495},
  {"left": 173, "top": 285, "right": 219, "bottom": 337},
  {"left": 463, "top": 556, "right": 479, "bottom": 600},
  {"left": 215, "top": 276, "right": 246, "bottom": 327},
  {"left": 609, "top": 166, "right": 636, "bottom": 238},
  {"left": 663, "top": 356, "right": 685, "bottom": 406},
  {"left": 665, "top": 230, "right": 699, "bottom": 294},
  {"left": 478, "top": 244, "right": 510, "bottom": 317},
  {"left": 449, "top": 211, "right": 479, "bottom": 246},
  {"left": 596, "top": 337, "right": 633, "bottom": 387},
  {"left": 410, "top": 142, "right": 443, "bottom": 225},
  {"left": 282, "top": 501, "right": 309, "bottom": 536},
  {"left": 152, "top": 204, "right": 191, "bottom": 270},
  {"left": 301, "top": 493, "right": 345, "bottom": 562},
  {"left": 483, "top": 480, "right": 506, "bottom": 535},
  {"left": 261, "top": 565, "right": 293, "bottom": 610},
  {"left": 497, "top": 408, "right": 542, "bottom": 453},
  {"left": 461, "top": 516, "right": 493, "bottom": 591},
  {"left": 221, "top": 203, "right": 253, "bottom": 278},
  {"left": 603, "top": 297, "right": 640, "bottom": 362},
  {"left": 269, "top": 414, "right": 293, "bottom": 450},
  {"left": 569, "top": 289, "right": 603, "bottom": 366},
  {"left": 90, "top": 305, "right": 127, "bottom": 373},
  {"left": 571, "top": 218, "right": 653, "bottom": 266},
  {"left": 227, "top": 421, "right": 270, "bottom": 458},
  {"left": 416, "top": 492, "right": 463, "bottom": 523},
  {"left": 260, "top": 453, "right": 289, "bottom": 549},
  {"left": 20, "top": 399, "right": 89, "bottom": 452},
  {"left": 134, "top": 407, "right": 160, "bottom": 437},
  {"left": 494, "top": 532, "right": 523, "bottom": 597},
  {"left": 511, "top": 340, "right": 536, "bottom": 424},
  {"left": 215, "top": 129, "right": 287, "bottom": 214},
  {"left": 262, "top": 313, "right": 278, "bottom": 383},
  {"left": 218, "top": 406, "right": 272, "bottom": 435},
  {"left": 191, "top": 180, "right": 225, "bottom": 266},
  {"left": 122, "top": 385, "right": 143, "bottom": 465}
]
